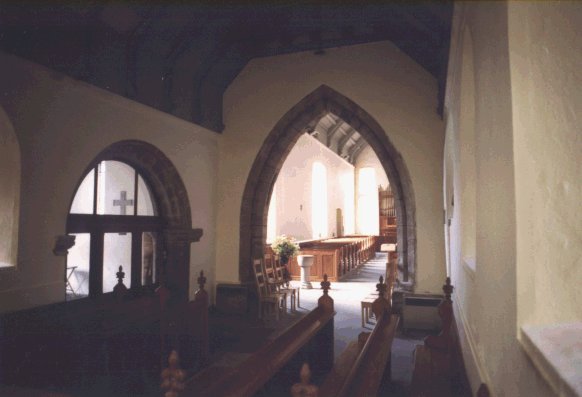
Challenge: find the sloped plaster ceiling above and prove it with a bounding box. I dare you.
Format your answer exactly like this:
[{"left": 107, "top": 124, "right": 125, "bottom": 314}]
[{"left": 0, "top": 2, "right": 452, "bottom": 133}]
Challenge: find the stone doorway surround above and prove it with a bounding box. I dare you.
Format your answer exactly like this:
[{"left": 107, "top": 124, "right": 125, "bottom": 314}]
[
  {"left": 77, "top": 140, "right": 201, "bottom": 300},
  {"left": 239, "top": 85, "right": 416, "bottom": 290}
]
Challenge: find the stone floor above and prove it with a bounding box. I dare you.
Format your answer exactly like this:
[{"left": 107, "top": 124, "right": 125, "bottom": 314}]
[
  {"left": 290, "top": 253, "right": 428, "bottom": 389},
  {"left": 207, "top": 253, "right": 431, "bottom": 395}
]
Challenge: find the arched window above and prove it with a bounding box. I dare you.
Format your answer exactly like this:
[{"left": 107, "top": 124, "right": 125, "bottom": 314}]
[
  {"left": 66, "top": 160, "right": 162, "bottom": 300},
  {"left": 266, "top": 183, "right": 277, "bottom": 243},
  {"left": 357, "top": 167, "right": 379, "bottom": 235}
]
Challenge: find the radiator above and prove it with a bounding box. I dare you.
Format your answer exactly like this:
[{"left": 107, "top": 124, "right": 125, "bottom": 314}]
[{"left": 402, "top": 294, "right": 443, "bottom": 332}]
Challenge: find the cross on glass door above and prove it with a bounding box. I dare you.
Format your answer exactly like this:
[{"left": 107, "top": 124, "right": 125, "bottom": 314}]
[{"left": 113, "top": 191, "right": 134, "bottom": 215}]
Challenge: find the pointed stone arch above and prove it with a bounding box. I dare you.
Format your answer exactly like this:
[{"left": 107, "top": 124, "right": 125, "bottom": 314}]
[
  {"left": 0, "top": 105, "right": 20, "bottom": 269},
  {"left": 239, "top": 85, "right": 417, "bottom": 289}
]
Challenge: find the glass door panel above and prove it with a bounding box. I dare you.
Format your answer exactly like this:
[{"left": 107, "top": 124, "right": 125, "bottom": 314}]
[
  {"left": 141, "top": 232, "right": 158, "bottom": 285},
  {"left": 103, "top": 232, "right": 132, "bottom": 293},
  {"left": 66, "top": 233, "right": 90, "bottom": 300}
]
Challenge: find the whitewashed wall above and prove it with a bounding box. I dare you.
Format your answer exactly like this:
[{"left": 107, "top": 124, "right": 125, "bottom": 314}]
[
  {"left": 354, "top": 145, "right": 390, "bottom": 235},
  {"left": 442, "top": 2, "right": 575, "bottom": 395},
  {"left": 508, "top": 1, "right": 582, "bottom": 328},
  {"left": 0, "top": 53, "right": 219, "bottom": 312},
  {"left": 267, "top": 133, "right": 354, "bottom": 242},
  {"left": 217, "top": 41, "right": 446, "bottom": 292}
]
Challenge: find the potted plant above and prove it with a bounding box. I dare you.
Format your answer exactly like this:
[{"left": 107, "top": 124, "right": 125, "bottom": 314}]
[{"left": 271, "top": 235, "right": 300, "bottom": 265}]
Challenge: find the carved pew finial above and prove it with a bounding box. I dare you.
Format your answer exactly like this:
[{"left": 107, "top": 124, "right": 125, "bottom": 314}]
[
  {"left": 197, "top": 270, "right": 207, "bottom": 290},
  {"left": 318, "top": 274, "right": 333, "bottom": 311},
  {"left": 425, "top": 277, "right": 454, "bottom": 351},
  {"left": 376, "top": 275, "right": 387, "bottom": 299},
  {"left": 291, "top": 362, "right": 318, "bottom": 397},
  {"left": 321, "top": 274, "right": 330, "bottom": 295},
  {"left": 113, "top": 265, "right": 128, "bottom": 299},
  {"left": 443, "top": 276, "right": 454, "bottom": 301},
  {"left": 161, "top": 350, "right": 186, "bottom": 397},
  {"left": 372, "top": 275, "right": 391, "bottom": 320}
]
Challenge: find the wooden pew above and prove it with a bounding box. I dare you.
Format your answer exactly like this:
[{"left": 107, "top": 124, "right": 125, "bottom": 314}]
[
  {"left": 285, "top": 236, "right": 378, "bottom": 282},
  {"left": 410, "top": 277, "right": 472, "bottom": 397},
  {"left": 159, "top": 270, "right": 210, "bottom": 373},
  {"left": 0, "top": 272, "right": 161, "bottom": 394},
  {"left": 293, "top": 276, "right": 399, "bottom": 397},
  {"left": 171, "top": 276, "right": 336, "bottom": 397},
  {"left": 0, "top": 268, "right": 210, "bottom": 396}
]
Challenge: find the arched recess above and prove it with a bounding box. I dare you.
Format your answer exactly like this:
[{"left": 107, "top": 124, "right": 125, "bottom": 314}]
[
  {"left": 0, "top": 105, "right": 20, "bottom": 268},
  {"left": 67, "top": 140, "right": 201, "bottom": 300},
  {"left": 239, "top": 85, "right": 416, "bottom": 288}
]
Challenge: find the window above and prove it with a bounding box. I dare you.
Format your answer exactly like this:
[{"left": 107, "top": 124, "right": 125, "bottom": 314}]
[
  {"left": 66, "top": 160, "right": 161, "bottom": 300},
  {"left": 357, "top": 167, "right": 379, "bottom": 235},
  {"left": 266, "top": 184, "right": 277, "bottom": 243}
]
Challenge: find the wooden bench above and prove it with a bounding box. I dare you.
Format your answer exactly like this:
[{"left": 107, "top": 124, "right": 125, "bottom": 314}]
[
  {"left": 169, "top": 276, "right": 336, "bottom": 397},
  {"left": 410, "top": 277, "right": 473, "bottom": 397},
  {"left": 0, "top": 269, "right": 210, "bottom": 396},
  {"left": 284, "top": 236, "right": 378, "bottom": 282},
  {"left": 360, "top": 294, "right": 377, "bottom": 327},
  {"left": 293, "top": 276, "right": 399, "bottom": 397}
]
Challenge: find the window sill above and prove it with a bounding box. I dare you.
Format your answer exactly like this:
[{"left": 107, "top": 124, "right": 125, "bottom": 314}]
[
  {"left": 0, "top": 263, "right": 16, "bottom": 272},
  {"left": 520, "top": 323, "right": 582, "bottom": 396}
]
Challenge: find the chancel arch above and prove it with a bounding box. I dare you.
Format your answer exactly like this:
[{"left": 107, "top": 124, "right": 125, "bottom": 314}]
[
  {"left": 0, "top": 106, "right": 20, "bottom": 269},
  {"left": 239, "top": 85, "right": 416, "bottom": 288},
  {"left": 66, "top": 140, "right": 198, "bottom": 301}
]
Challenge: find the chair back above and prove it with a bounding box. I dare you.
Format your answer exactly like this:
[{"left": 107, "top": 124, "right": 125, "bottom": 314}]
[{"left": 253, "top": 259, "right": 269, "bottom": 297}]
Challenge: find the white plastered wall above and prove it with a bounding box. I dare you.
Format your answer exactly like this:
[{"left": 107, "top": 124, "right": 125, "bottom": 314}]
[
  {"left": 443, "top": 2, "right": 556, "bottom": 396},
  {"left": 0, "top": 53, "right": 219, "bottom": 312},
  {"left": 216, "top": 41, "right": 446, "bottom": 293},
  {"left": 270, "top": 133, "right": 355, "bottom": 241},
  {"left": 354, "top": 145, "right": 390, "bottom": 235},
  {"left": 354, "top": 145, "right": 390, "bottom": 191},
  {"left": 507, "top": 2, "right": 582, "bottom": 328}
]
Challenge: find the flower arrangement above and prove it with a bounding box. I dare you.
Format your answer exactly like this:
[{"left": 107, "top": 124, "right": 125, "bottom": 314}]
[{"left": 270, "top": 235, "right": 300, "bottom": 264}]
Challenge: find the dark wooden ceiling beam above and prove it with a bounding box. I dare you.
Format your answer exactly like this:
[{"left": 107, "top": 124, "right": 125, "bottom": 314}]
[{"left": 0, "top": 3, "right": 453, "bottom": 128}]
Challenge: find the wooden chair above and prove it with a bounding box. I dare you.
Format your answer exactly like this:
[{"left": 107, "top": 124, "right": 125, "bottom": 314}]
[
  {"left": 272, "top": 259, "right": 299, "bottom": 311},
  {"left": 263, "top": 256, "right": 291, "bottom": 312},
  {"left": 253, "top": 259, "right": 286, "bottom": 320}
]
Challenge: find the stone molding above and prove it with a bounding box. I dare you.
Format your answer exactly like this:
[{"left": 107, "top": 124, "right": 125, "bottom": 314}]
[
  {"left": 53, "top": 234, "right": 76, "bottom": 256},
  {"left": 163, "top": 228, "right": 204, "bottom": 244},
  {"left": 239, "top": 85, "right": 417, "bottom": 287}
]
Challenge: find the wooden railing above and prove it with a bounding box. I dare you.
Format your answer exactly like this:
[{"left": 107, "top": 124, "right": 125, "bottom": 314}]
[
  {"left": 164, "top": 275, "right": 336, "bottom": 397},
  {"left": 317, "top": 276, "right": 399, "bottom": 397}
]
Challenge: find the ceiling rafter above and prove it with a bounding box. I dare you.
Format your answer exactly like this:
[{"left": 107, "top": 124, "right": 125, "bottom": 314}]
[
  {"left": 326, "top": 118, "right": 345, "bottom": 146},
  {"left": 337, "top": 127, "right": 357, "bottom": 154},
  {"left": 0, "top": 3, "right": 453, "bottom": 132},
  {"left": 348, "top": 138, "right": 368, "bottom": 162}
]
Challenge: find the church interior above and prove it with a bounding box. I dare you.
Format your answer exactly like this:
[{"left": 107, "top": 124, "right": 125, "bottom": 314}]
[{"left": 0, "top": 2, "right": 580, "bottom": 396}]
